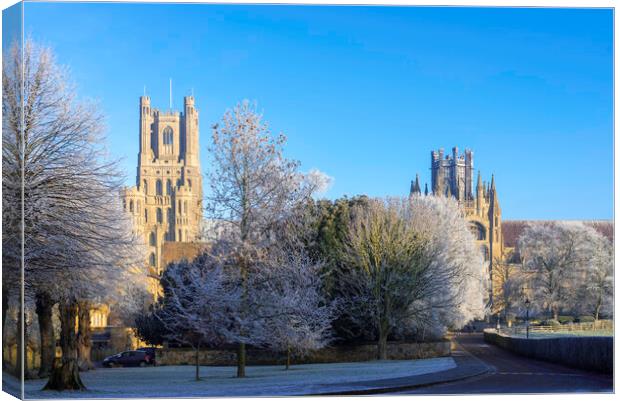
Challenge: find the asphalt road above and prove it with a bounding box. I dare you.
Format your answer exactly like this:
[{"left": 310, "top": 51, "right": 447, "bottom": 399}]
[{"left": 395, "top": 333, "right": 613, "bottom": 394}]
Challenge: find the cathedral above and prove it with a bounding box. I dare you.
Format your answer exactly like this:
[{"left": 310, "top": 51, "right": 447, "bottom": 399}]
[
  {"left": 410, "top": 147, "right": 503, "bottom": 293},
  {"left": 121, "top": 95, "right": 204, "bottom": 294}
]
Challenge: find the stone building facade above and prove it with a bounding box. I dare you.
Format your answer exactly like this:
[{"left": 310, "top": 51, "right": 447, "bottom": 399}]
[
  {"left": 410, "top": 147, "right": 503, "bottom": 303},
  {"left": 121, "top": 95, "right": 204, "bottom": 294}
]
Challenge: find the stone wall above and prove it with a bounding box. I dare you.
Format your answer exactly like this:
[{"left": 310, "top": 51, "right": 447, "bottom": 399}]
[
  {"left": 161, "top": 242, "right": 207, "bottom": 268},
  {"left": 484, "top": 330, "right": 612, "bottom": 374},
  {"left": 156, "top": 341, "right": 451, "bottom": 366}
]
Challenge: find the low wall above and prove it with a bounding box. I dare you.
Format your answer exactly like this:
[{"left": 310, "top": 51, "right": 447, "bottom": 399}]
[
  {"left": 156, "top": 341, "right": 451, "bottom": 366},
  {"left": 484, "top": 330, "right": 613, "bottom": 374}
]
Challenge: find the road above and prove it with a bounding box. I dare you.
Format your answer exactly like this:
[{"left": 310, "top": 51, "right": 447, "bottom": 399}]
[{"left": 395, "top": 333, "right": 613, "bottom": 394}]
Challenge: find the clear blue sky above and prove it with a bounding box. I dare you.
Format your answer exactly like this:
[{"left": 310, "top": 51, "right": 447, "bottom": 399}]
[{"left": 18, "top": 3, "right": 613, "bottom": 220}]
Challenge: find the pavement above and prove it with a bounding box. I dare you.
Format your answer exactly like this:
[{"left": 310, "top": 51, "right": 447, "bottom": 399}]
[
  {"left": 391, "top": 333, "right": 614, "bottom": 394},
  {"left": 307, "top": 336, "right": 492, "bottom": 395}
]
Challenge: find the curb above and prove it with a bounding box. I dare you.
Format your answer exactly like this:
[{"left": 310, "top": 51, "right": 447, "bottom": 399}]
[{"left": 304, "top": 341, "right": 494, "bottom": 396}]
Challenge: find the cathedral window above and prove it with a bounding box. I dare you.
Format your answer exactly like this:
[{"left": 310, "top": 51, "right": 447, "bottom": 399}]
[
  {"left": 470, "top": 222, "right": 486, "bottom": 241},
  {"left": 149, "top": 232, "right": 156, "bottom": 246},
  {"left": 129, "top": 200, "right": 134, "bottom": 213},
  {"left": 184, "top": 201, "right": 188, "bottom": 215},
  {"left": 149, "top": 253, "right": 156, "bottom": 267},
  {"left": 144, "top": 209, "right": 148, "bottom": 222},
  {"left": 157, "top": 208, "right": 163, "bottom": 223},
  {"left": 166, "top": 179, "right": 173, "bottom": 195},
  {"left": 156, "top": 179, "right": 163, "bottom": 196},
  {"left": 163, "top": 126, "right": 173, "bottom": 145},
  {"left": 178, "top": 229, "right": 183, "bottom": 241},
  {"left": 188, "top": 179, "right": 192, "bottom": 191},
  {"left": 178, "top": 200, "right": 182, "bottom": 213},
  {"left": 167, "top": 208, "right": 172, "bottom": 222},
  {"left": 142, "top": 179, "right": 148, "bottom": 194}
]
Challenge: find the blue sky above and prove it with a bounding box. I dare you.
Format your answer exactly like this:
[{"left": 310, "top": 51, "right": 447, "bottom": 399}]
[{"left": 17, "top": 3, "right": 613, "bottom": 220}]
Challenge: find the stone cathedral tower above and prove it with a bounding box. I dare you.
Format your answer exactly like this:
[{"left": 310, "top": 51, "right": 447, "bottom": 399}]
[
  {"left": 410, "top": 147, "right": 503, "bottom": 304},
  {"left": 121, "top": 96, "right": 203, "bottom": 287}
]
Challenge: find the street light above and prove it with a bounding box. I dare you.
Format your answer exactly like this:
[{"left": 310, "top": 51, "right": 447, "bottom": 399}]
[{"left": 525, "top": 298, "right": 531, "bottom": 339}]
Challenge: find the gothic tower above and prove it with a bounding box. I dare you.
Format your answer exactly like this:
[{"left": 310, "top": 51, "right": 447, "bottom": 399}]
[
  {"left": 411, "top": 147, "right": 503, "bottom": 305},
  {"left": 122, "top": 95, "right": 203, "bottom": 291}
]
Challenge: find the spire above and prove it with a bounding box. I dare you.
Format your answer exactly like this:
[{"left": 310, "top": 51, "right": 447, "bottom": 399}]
[
  {"left": 410, "top": 180, "right": 415, "bottom": 196},
  {"left": 424, "top": 183, "right": 429, "bottom": 196},
  {"left": 413, "top": 174, "right": 421, "bottom": 195},
  {"left": 490, "top": 174, "right": 495, "bottom": 191},
  {"left": 477, "top": 170, "right": 483, "bottom": 190}
]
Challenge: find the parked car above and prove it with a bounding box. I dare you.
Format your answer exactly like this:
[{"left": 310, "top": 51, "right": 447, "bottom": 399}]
[
  {"left": 102, "top": 350, "right": 153, "bottom": 367},
  {"left": 137, "top": 347, "right": 157, "bottom": 365}
]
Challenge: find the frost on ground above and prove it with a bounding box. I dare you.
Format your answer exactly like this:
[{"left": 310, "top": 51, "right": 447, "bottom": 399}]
[{"left": 17, "top": 357, "right": 456, "bottom": 398}]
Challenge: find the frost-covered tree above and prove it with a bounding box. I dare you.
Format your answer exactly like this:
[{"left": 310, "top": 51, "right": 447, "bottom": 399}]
[
  {"left": 207, "top": 100, "right": 321, "bottom": 377},
  {"left": 576, "top": 232, "right": 613, "bottom": 320},
  {"left": 340, "top": 196, "right": 486, "bottom": 359},
  {"left": 260, "top": 222, "right": 337, "bottom": 369},
  {"left": 2, "top": 39, "right": 147, "bottom": 389},
  {"left": 518, "top": 222, "right": 605, "bottom": 320},
  {"left": 156, "top": 249, "right": 243, "bottom": 381}
]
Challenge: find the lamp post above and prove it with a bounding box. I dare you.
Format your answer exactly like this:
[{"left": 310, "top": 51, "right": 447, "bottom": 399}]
[{"left": 525, "top": 298, "right": 531, "bottom": 339}]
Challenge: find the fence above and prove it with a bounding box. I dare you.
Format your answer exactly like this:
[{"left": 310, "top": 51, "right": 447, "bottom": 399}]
[{"left": 498, "top": 320, "right": 613, "bottom": 337}]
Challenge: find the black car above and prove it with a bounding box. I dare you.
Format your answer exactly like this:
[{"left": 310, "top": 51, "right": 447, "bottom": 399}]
[
  {"left": 136, "top": 347, "right": 157, "bottom": 365},
  {"left": 102, "top": 350, "right": 153, "bottom": 367}
]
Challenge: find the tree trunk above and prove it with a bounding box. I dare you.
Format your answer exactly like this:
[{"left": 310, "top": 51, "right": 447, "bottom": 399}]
[
  {"left": 194, "top": 346, "right": 200, "bottom": 381},
  {"left": 237, "top": 342, "right": 246, "bottom": 378},
  {"left": 76, "top": 301, "right": 93, "bottom": 371},
  {"left": 36, "top": 292, "right": 55, "bottom": 378},
  {"left": 2, "top": 287, "right": 8, "bottom": 368},
  {"left": 377, "top": 329, "right": 388, "bottom": 360},
  {"left": 44, "top": 300, "right": 85, "bottom": 391},
  {"left": 15, "top": 304, "right": 23, "bottom": 379},
  {"left": 285, "top": 345, "right": 290, "bottom": 370}
]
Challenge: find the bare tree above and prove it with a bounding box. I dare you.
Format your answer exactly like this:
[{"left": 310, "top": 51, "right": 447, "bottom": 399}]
[
  {"left": 518, "top": 222, "right": 602, "bottom": 320},
  {"left": 207, "top": 100, "right": 318, "bottom": 377},
  {"left": 2, "top": 39, "right": 147, "bottom": 390},
  {"left": 579, "top": 234, "right": 613, "bottom": 320},
  {"left": 340, "top": 196, "right": 486, "bottom": 359},
  {"left": 156, "top": 247, "right": 244, "bottom": 381}
]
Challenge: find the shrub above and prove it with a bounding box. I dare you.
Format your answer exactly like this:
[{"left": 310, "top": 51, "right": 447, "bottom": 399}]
[
  {"left": 557, "top": 316, "right": 574, "bottom": 324},
  {"left": 542, "top": 319, "right": 560, "bottom": 327},
  {"left": 576, "top": 315, "right": 595, "bottom": 323}
]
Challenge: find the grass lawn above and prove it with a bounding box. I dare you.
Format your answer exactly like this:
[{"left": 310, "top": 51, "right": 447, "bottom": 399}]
[{"left": 11, "top": 357, "right": 456, "bottom": 398}]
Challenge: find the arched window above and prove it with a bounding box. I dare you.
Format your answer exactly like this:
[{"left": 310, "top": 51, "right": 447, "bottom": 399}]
[
  {"left": 163, "top": 126, "right": 173, "bottom": 145},
  {"left": 166, "top": 179, "right": 172, "bottom": 195},
  {"left": 184, "top": 201, "right": 188, "bottom": 215},
  {"left": 149, "top": 232, "right": 156, "bottom": 246},
  {"left": 129, "top": 200, "right": 134, "bottom": 212},
  {"left": 178, "top": 229, "right": 183, "bottom": 241},
  {"left": 144, "top": 208, "right": 148, "bottom": 222},
  {"left": 156, "top": 180, "right": 163, "bottom": 196},
  {"left": 142, "top": 179, "right": 148, "bottom": 194},
  {"left": 469, "top": 222, "right": 486, "bottom": 241},
  {"left": 178, "top": 200, "right": 182, "bottom": 213},
  {"left": 167, "top": 208, "right": 172, "bottom": 223},
  {"left": 187, "top": 179, "right": 192, "bottom": 191},
  {"left": 149, "top": 253, "right": 156, "bottom": 267},
  {"left": 157, "top": 208, "right": 163, "bottom": 223}
]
